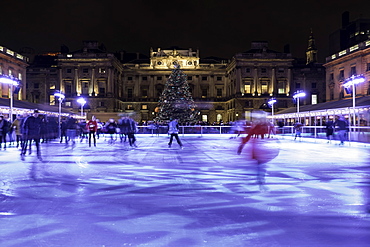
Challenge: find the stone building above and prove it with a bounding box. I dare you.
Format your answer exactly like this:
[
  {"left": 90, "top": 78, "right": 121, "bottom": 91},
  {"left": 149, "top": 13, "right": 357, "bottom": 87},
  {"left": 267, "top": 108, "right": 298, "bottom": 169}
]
[
  {"left": 121, "top": 47, "right": 228, "bottom": 123},
  {"left": 0, "top": 45, "right": 29, "bottom": 118},
  {"left": 324, "top": 39, "right": 370, "bottom": 101},
  {"left": 225, "top": 41, "right": 295, "bottom": 122},
  {"left": 25, "top": 38, "right": 326, "bottom": 123}
]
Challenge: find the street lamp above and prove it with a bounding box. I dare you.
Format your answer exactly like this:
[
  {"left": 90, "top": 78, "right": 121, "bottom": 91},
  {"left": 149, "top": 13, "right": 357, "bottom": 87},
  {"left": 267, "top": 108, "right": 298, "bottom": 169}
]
[
  {"left": 77, "top": 98, "right": 86, "bottom": 117},
  {"left": 343, "top": 75, "right": 365, "bottom": 127},
  {"left": 54, "top": 92, "right": 65, "bottom": 138},
  {"left": 293, "top": 91, "right": 306, "bottom": 122},
  {"left": 268, "top": 98, "right": 277, "bottom": 118},
  {"left": 0, "top": 75, "right": 20, "bottom": 122}
]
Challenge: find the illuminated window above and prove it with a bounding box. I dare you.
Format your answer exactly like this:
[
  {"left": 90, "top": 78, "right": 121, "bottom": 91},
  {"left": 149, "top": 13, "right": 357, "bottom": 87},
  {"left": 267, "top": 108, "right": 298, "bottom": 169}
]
[
  {"left": 244, "top": 84, "right": 251, "bottom": 94},
  {"left": 65, "top": 101, "right": 72, "bottom": 107},
  {"left": 142, "top": 104, "right": 148, "bottom": 110},
  {"left": 202, "top": 115, "right": 208, "bottom": 122},
  {"left": 312, "top": 94, "right": 317, "bottom": 105},
  {"left": 127, "top": 104, "right": 133, "bottom": 110},
  {"left": 216, "top": 114, "right": 222, "bottom": 122},
  {"left": 99, "top": 68, "right": 106, "bottom": 74},
  {"left": 50, "top": 85, "right": 55, "bottom": 90},
  {"left": 18, "top": 73, "right": 22, "bottom": 80}
]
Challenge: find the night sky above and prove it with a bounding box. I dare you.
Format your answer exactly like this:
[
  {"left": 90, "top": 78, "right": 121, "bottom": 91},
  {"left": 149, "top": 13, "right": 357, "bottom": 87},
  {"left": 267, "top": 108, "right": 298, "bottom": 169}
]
[{"left": 1, "top": 0, "right": 370, "bottom": 62}]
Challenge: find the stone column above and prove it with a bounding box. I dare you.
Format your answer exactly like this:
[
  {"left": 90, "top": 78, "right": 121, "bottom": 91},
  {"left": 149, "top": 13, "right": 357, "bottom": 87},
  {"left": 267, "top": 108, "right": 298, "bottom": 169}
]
[
  {"left": 271, "top": 68, "right": 275, "bottom": 95},
  {"left": 74, "top": 68, "right": 80, "bottom": 95}
]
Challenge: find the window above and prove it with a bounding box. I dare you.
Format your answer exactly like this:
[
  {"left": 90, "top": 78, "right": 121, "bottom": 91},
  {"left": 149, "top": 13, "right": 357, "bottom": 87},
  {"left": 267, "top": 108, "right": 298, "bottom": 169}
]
[
  {"left": 82, "top": 68, "right": 88, "bottom": 73},
  {"left": 244, "top": 84, "right": 251, "bottom": 94},
  {"left": 311, "top": 83, "right": 317, "bottom": 89},
  {"left": 217, "top": 76, "right": 222, "bottom": 81},
  {"left": 65, "top": 101, "right": 72, "bottom": 107},
  {"left": 157, "top": 76, "right": 162, "bottom": 80},
  {"left": 141, "top": 88, "right": 148, "bottom": 98},
  {"left": 201, "top": 89, "right": 207, "bottom": 98},
  {"left": 187, "top": 76, "right": 192, "bottom": 80},
  {"left": 127, "top": 104, "right": 133, "bottom": 110},
  {"left": 216, "top": 114, "right": 222, "bottom": 122},
  {"left": 142, "top": 76, "right": 147, "bottom": 81},
  {"left": 202, "top": 115, "right": 208, "bottom": 122},
  {"left": 330, "top": 73, "right": 334, "bottom": 81},
  {"left": 339, "top": 70, "right": 344, "bottom": 80},
  {"left": 296, "top": 83, "right": 301, "bottom": 89},
  {"left": 142, "top": 104, "right": 148, "bottom": 110},
  {"left": 278, "top": 68, "right": 285, "bottom": 73},
  {"left": 202, "top": 76, "right": 207, "bottom": 81},
  {"left": 34, "top": 83, "right": 39, "bottom": 89},
  {"left": 99, "top": 102, "right": 105, "bottom": 107},
  {"left": 18, "top": 73, "right": 22, "bottom": 80},
  {"left": 261, "top": 68, "right": 267, "bottom": 74},
  {"left": 127, "top": 88, "right": 133, "bottom": 98},
  {"left": 312, "top": 94, "right": 317, "bottom": 104},
  {"left": 217, "top": 88, "right": 222, "bottom": 97},
  {"left": 245, "top": 68, "right": 251, "bottom": 73},
  {"left": 99, "top": 68, "right": 106, "bottom": 74},
  {"left": 278, "top": 80, "right": 286, "bottom": 94},
  {"left": 65, "top": 83, "right": 72, "bottom": 95},
  {"left": 99, "top": 87, "right": 105, "bottom": 95},
  {"left": 128, "top": 76, "right": 133, "bottom": 81},
  {"left": 367, "top": 63, "right": 370, "bottom": 71},
  {"left": 66, "top": 68, "right": 72, "bottom": 73},
  {"left": 350, "top": 66, "right": 356, "bottom": 76}
]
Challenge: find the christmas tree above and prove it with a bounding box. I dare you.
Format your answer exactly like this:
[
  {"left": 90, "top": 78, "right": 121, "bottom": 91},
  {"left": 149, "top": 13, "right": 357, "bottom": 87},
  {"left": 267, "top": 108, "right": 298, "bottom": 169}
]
[{"left": 155, "top": 64, "right": 197, "bottom": 124}]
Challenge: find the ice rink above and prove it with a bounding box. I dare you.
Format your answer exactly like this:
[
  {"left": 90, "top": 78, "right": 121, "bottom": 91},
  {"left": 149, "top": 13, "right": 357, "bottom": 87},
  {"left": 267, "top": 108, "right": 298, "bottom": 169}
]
[{"left": 0, "top": 134, "right": 370, "bottom": 247}]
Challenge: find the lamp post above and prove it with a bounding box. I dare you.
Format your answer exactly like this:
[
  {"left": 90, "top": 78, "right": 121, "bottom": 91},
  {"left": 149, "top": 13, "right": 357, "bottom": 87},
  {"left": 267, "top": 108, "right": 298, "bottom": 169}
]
[
  {"left": 268, "top": 98, "right": 277, "bottom": 117},
  {"left": 343, "top": 75, "right": 365, "bottom": 140},
  {"left": 54, "top": 92, "right": 65, "bottom": 138},
  {"left": 293, "top": 91, "right": 306, "bottom": 122},
  {"left": 77, "top": 98, "right": 86, "bottom": 117},
  {"left": 0, "top": 75, "right": 20, "bottom": 122}
]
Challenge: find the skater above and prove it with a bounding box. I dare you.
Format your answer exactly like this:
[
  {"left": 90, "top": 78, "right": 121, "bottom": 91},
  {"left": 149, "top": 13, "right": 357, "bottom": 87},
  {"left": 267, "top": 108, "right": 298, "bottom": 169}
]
[
  {"left": 334, "top": 115, "right": 349, "bottom": 145},
  {"left": 293, "top": 121, "right": 304, "bottom": 140},
  {"left": 0, "top": 115, "right": 9, "bottom": 150},
  {"left": 86, "top": 116, "right": 98, "bottom": 147},
  {"left": 168, "top": 118, "right": 183, "bottom": 148},
  {"left": 21, "top": 110, "right": 42, "bottom": 160},
  {"left": 325, "top": 119, "right": 334, "bottom": 143}
]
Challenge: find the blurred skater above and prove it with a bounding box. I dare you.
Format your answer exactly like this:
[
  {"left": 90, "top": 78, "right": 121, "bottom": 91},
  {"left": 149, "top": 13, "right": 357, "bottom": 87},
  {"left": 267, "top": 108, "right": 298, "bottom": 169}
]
[
  {"left": 87, "top": 116, "right": 98, "bottom": 147},
  {"left": 334, "top": 115, "right": 349, "bottom": 145},
  {"left": 325, "top": 119, "right": 334, "bottom": 143},
  {"left": 168, "top": 118, "right": 183, "bottom": 148}
]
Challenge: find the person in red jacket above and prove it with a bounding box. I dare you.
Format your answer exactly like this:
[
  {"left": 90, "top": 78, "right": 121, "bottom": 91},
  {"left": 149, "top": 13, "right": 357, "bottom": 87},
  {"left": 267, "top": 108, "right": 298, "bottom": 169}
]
[{"left": 86, "top": 115, "right": 98, "bottom": 147}]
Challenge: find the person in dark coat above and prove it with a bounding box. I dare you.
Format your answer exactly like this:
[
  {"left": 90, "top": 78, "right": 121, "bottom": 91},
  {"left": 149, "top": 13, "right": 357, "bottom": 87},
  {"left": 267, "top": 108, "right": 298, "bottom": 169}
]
[
  {"left": 325, "top": 120, "right": 334, "bottom": 143},
  {"left": 334, "top": 115, "right": 349, "bottom": 145},
  {"left": 21, "top": 110, "right": 42, "bottom": 160},
  {"left": 0, "top": 115, "right": 9, "bottom": 150}
]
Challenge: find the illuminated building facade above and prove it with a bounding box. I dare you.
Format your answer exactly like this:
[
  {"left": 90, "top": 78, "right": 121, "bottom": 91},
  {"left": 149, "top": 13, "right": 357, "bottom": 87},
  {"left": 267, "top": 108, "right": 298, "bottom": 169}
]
[
  {"left": 324, "top": 40, "right": 370, "bottom": 101},
  {"left": 225, "top": 41, "right": 295, "bottom": 122},
  {"left": 0, "top": 45, "right": 29, "bottom": 117},
  {"left": 25, "top": 39, "right": 325, "bottom": 123}
]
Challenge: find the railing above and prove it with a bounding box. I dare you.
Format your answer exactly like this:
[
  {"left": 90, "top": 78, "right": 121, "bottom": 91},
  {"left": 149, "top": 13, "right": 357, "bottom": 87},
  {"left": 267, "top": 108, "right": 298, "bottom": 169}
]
[{"left": 136, "top": 125, "right": 370, "bottom": 143}]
